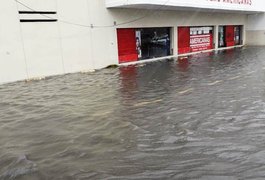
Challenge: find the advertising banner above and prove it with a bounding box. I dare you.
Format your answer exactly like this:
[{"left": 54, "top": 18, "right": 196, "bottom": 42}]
[{"left": 190, "top": 34, "right": 213, "bottom": 52}]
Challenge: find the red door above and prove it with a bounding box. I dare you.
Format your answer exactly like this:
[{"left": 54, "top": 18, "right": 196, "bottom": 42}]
[
  {"left": 178, "top": 27, "right": 190, "bottom": 54},
  {"left": 117, "top": 29, "right": 138, "bottom": 63},
  {"left": 225, "top": 26, "right": 235, "bottom": 47}
]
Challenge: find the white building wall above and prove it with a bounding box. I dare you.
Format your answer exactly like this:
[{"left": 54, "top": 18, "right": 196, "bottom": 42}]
[
  {"left": 0, "top": 0, "right": 263, "bottom": 84},
  {"left": 87, "top": 0, "right": 118, "bottom": 68},
  {"left": 18, "top": 0, "right": 64, "bottom": 79},
  {"left": 0, "top": 1, "right": 28, "bottom": 83},
  {"left": 246, "top": 13, "right": 265, "bottom": 45},
  {"left": 0, "top": 0, "right": 119, "bottom": 84},
  {"left": 57, "top": 0, "right": 94, "bottom": 73}
]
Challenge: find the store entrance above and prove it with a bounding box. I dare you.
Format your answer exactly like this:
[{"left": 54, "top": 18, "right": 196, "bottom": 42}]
[
  {"left": 234, "top": 26, "right": 242, "bottom": 45},
  {"left": 178, "top": 26, "right": 214, "bottom": 54},
  {"left": 218, "top": 25, "right": 243, "bottom": 48},
  {"left": 137, "top": 27, "right": 171, "bottom": 60},
  {"left": 218, "top": 26, "right": 225, "bottom": 48}
]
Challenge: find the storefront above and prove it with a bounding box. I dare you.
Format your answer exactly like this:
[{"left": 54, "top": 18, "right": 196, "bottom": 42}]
[
  {"left": 177, "top": 25, "right": 243, "bottom": 55},
  {"left": 218, "top": 25, "right": 243, "bottom": 48},
  {"left": 117, "top": 27, "right": 172, "bottom": 63},
  {"left": 178, "top": 26, "right": 214, "bottom": 55},
  {"left": 117, "top": 25, "right": 243, "bottom": 62}
]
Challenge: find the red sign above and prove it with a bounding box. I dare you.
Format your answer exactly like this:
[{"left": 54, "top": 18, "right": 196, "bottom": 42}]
[{"left": 190, "top": 34, "right": 213, "bottom": 52}]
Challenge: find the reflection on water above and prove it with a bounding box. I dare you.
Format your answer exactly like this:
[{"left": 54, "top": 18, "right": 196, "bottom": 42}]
[{"left": 1, "top": 47, "right": 265, "bottom": 179}]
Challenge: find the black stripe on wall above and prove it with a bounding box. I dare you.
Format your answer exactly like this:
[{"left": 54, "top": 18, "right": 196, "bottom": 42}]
[
  {"left": 20, "top": 19, "right": 57, "bottom": 22},
  {"left": 19, "top": 11, "right": 57, "bottom": 14}
]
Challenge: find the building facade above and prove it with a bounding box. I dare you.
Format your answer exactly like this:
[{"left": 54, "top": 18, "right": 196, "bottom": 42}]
[{"left": 0, "top": 0, "right": 265, "bottom": 84}]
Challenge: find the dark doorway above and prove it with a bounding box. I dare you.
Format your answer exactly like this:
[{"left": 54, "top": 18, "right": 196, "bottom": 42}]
[
  {"left": 218, "top": 25, "right": 243, "bottom": 48},
  {"left": 137, "top": 27, "right": 171, "bottom": 60},
  {"left": 234, "top": 26, "right": 242, "bottom": 45},
  {"left": 218, "top": 26, "right": 225, "bottom": 48}
]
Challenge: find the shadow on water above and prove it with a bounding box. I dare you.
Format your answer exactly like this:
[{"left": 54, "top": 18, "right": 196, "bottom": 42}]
[{"left": 1, "top": 47, "right": 265, "bottom": 179}]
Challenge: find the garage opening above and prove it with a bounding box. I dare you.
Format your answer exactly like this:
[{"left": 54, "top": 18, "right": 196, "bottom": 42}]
[
  {"left": 234, "top": 26, "right": 243, "bottom": 45},
  {"left": 117, "top": 27, "right": 172, "bottom": 64},
  {"left": 178, "top": 26, "right": 214, "bottom": 55},
  {"left": 218, "top": 25, "right": 243, "bottom": 48},
  {"left": 137, "top": 27, "right": 172, "bottom": 60}
]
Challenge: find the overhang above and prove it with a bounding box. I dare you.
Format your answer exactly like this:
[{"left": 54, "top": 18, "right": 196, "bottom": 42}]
[{"left": 106, "top": 0, "right": 265, "bottom": 14}]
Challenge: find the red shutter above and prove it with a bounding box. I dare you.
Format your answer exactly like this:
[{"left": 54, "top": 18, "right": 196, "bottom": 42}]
[
  {"left": 178, "top": 27, "right": 190, "bottom": 54},
  {"left": 117, "top": 29, "right": 138, "bottom": 63},
  {"left": 225, "top": 26, "right": 235, "bottom": 47}
]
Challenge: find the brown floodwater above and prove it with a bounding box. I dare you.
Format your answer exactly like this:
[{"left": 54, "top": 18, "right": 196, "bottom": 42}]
[{"left": 1, "top": 47, "right": 265, "bottom": 179}]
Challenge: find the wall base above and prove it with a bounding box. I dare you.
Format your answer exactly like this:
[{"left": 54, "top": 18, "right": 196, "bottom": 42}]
[
  {"left": 246, "top": 30, "right": 265, "bottom": 46},
  {"left": 119, "top": 45, "right": 244, "bottom": 67}
]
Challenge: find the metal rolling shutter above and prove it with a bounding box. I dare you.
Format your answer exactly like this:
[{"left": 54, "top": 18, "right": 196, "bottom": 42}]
[
  {"left": 178, "top": 27, "right": 190, "bottom": 54},
  {"left": 225, "top": 26, "right": 235, "bottom": 47},
  {"left": 117, "top": 28, "right": 138, "bottom": 63}
]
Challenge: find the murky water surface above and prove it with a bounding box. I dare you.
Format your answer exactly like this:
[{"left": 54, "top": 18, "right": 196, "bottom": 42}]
[{"left": 1, "top": 47, "right": 265, "bottom": 179}]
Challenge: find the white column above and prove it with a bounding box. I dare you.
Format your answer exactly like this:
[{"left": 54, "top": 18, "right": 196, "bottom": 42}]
[
  {"left": 214, "top": 25, "right": 219, "bottom": 50},
  {"left": 173, "top": 26, "right": 178, "bottom": 56}
]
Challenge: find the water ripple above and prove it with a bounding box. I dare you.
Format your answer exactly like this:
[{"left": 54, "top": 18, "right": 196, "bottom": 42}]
[{"left": 1, "top": 47, "right": 265, "bottom": 179}]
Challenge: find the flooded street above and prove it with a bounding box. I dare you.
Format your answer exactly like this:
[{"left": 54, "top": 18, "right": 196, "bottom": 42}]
[{"left": 2, "top": 47, "right": 265, "bottom": 179}]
